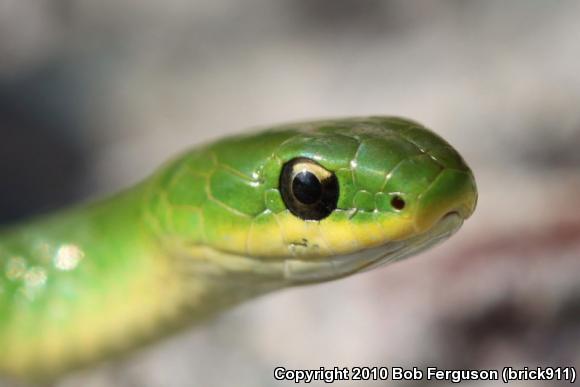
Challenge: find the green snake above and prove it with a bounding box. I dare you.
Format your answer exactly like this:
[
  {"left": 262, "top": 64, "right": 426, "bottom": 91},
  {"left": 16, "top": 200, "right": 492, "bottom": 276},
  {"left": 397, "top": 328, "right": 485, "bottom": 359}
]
[{"left": 0, "top": 117, "right": 477, "bottom": 380}]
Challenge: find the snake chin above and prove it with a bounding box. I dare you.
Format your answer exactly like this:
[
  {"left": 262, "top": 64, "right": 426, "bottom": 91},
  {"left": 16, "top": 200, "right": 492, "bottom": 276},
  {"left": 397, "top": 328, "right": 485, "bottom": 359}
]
[{"left": 283, "top": 212, "right": 464, "bottom": 284}]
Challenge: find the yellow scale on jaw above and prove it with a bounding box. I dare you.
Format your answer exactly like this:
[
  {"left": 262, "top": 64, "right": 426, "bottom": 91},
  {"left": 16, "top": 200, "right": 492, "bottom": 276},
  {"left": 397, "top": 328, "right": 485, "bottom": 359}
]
[{"left": 242, "top": 208, "right": 416, "bottom": 258}]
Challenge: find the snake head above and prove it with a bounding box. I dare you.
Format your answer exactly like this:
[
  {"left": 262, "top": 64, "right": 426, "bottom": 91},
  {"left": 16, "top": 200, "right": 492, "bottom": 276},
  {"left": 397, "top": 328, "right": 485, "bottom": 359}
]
[{"left": 148, "top": 117, "right": 477, "bottom": 285}]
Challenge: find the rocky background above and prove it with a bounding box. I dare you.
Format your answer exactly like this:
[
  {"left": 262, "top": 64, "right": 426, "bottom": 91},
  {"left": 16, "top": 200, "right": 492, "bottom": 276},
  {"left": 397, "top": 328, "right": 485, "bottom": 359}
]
[{"left": 1, "top": 1, "right": 579, "bottom": 386}]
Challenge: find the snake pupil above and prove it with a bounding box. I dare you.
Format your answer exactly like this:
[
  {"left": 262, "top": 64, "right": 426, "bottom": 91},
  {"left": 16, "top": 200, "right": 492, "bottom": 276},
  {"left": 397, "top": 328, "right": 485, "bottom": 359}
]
[{"left": 292, "top": 171, "right": 322, "bottom": 205}]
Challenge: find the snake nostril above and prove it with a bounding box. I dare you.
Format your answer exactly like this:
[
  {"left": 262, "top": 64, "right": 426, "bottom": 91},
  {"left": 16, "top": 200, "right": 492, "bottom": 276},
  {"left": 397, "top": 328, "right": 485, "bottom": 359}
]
[{"left": 391, "top": 195, "right": 406, "bottom": 211}]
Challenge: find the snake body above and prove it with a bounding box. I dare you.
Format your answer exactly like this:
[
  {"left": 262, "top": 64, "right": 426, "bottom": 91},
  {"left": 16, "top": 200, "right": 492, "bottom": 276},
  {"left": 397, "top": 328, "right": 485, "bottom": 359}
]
[{"left": 0, "top": 117, "right": 477, "bottom": 380}]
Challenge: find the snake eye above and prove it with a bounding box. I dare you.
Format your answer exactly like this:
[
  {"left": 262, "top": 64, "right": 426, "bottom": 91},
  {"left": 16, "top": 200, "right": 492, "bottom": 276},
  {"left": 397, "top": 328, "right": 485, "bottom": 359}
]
[{"left": 280, "top": 158, "right": 338, "bottom": 220}]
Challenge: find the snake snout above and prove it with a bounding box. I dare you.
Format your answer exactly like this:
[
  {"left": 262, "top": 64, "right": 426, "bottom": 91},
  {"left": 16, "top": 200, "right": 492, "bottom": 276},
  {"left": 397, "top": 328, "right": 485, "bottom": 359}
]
[{"left": 414, "top": 169, "right": 477, "bottom": 233}]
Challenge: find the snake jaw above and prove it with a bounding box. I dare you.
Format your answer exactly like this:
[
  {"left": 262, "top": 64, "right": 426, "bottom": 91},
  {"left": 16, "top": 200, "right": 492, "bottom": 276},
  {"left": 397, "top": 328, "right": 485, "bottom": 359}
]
[
  {"left": 179, "top": 213, "right": 463, "bottom": 287},
  {"left": 282, "top": 212, "right": 464, "bottom": 284}
]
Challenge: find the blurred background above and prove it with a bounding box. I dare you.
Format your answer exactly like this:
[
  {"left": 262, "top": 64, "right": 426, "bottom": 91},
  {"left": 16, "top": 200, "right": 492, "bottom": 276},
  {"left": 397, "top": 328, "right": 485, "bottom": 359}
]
[{"left": 1, "top": 1, "right": 579, "bottom": 386}]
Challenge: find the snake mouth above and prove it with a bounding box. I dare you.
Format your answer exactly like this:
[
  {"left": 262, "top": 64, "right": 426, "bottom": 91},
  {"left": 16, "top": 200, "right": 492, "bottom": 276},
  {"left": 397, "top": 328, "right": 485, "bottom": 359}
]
[{"left": 283, "top": 211, "right": 464, "bottom": 283}]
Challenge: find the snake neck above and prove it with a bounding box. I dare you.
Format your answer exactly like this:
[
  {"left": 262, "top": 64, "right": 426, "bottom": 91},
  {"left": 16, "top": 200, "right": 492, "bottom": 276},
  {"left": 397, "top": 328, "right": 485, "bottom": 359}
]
[{"left": 0, "top": 184, "right": 285, "bottom": 380}]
